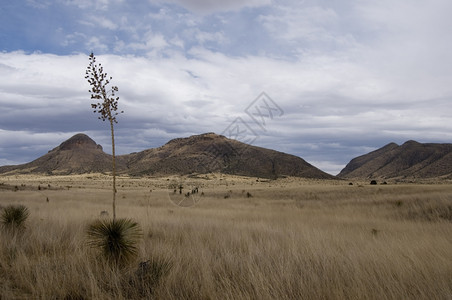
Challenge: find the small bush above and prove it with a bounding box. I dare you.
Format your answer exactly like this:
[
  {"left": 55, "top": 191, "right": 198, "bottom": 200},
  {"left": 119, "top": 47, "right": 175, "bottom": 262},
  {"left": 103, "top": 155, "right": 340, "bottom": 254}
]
[
  {"left": 86, "top": 218, "right": 142, "bottom": 266},
  {"left": 1, "top": 204, "right": 30, "bottom": 232},
  {"left": 129, "top": 257, "right": 173, "bottom": 296}
]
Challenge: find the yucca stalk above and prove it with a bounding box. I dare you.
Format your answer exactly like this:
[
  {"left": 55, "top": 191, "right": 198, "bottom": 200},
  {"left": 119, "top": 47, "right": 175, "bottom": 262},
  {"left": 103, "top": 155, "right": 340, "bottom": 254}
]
[
  {"left": 86, "top": 218, "right": 142, "bottom": 266},
  {"left": 85, "top": 53, "right": 123, "bottom": 220},
  {"left": 1, "top": 204, "right": 30, "bottom": 232}
]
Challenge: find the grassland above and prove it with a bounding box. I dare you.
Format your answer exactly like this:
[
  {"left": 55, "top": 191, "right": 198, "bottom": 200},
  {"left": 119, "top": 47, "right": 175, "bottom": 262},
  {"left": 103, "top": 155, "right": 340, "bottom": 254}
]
[{"left": 0, "top": 174, "right": 451, "bottom": 299}]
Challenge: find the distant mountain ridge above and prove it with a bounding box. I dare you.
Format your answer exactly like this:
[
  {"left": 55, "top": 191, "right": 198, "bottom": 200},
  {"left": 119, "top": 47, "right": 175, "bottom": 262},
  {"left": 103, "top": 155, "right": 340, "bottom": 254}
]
[
  {"left": 0, "top": 133, "right": 335, "bottom": 179},
  {"left": 338, "top": 140, "right": 452, "bottom": 179}
]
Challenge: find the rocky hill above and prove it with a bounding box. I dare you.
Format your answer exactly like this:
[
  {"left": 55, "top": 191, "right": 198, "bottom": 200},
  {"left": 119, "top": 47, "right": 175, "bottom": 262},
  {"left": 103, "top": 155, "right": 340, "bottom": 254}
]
[
  {"left": 122, "top": 133, "right": 334, "bottom": 179},
  {"left": 0, "top": 133, "right": 335, "bottom": 179},
  {"left": 338, "top": 140, "right": 452, "bottom": 179},
  {"left": 0, "top": 134, "right": 118, "bottom": 175}
]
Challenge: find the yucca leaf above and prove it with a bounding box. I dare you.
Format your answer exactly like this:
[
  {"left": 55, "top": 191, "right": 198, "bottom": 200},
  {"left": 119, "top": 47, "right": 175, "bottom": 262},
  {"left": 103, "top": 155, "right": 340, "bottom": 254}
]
[
  {"left": 86, "top": 218, "right": 142, "bottom": 265},
  {"left": 1, "top": 205, "right": 30, "bottom": 230}
]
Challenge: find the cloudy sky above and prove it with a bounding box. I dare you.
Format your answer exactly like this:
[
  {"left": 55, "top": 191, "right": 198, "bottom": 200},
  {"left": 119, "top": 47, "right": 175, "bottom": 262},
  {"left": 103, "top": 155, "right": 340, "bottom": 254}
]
[{"left": 1, "top": 0, "right": 451, "bottom": 175}]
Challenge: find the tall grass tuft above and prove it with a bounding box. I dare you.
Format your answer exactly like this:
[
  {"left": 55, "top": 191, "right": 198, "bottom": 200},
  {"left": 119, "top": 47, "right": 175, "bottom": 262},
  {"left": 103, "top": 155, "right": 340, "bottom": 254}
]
[
  {"left": 128, "top": 257, "right": 173, "bottom": 297},
  {"left": 1, "top": 204, "right": 30, "bottom": 232},
  {"left": 86, "top": 218, "right": 142, "bottom": 266}
]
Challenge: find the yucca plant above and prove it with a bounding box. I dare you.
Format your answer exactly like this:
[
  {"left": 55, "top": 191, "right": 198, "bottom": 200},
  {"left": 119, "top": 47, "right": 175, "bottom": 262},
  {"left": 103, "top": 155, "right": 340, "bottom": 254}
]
[
  {"left": 130, "top": 257, "right": 173, "bottom": 296},
  {"left": 86, "top": 52, "right": 123, "bottom": 221},
  {"left": 85, "top": 54, "right": 144, "bottom": 268},
  {"left": 1, "top": 204, "right": 30, "bottom": 232},
  {"left": 86, "top": 218, "right": 142, "bottom": 266}
]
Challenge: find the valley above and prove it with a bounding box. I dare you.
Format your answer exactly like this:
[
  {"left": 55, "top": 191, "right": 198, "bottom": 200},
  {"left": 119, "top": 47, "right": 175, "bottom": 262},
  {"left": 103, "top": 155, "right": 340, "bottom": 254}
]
[{"left": 0, "top": 174, "right": 451, "bottom": 299}]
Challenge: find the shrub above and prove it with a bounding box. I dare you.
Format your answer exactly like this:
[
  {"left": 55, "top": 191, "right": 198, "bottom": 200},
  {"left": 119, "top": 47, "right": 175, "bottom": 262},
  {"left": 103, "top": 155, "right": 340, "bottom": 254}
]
[
  {"left": 86, "top": 218, "right": 142, "bottom": 266},
  {"left": 1, "top": 204, "right": 30, "bottom": 232},
  {"left": 129, "top": 257, "right": 173, "bottom": 297}
]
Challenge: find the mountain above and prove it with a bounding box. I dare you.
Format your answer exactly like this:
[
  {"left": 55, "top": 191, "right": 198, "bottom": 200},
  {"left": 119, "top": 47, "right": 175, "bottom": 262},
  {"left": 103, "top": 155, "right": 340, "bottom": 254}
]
[
  {"left": 0, "top": 134, "right": 118, "bottom": 175},
  {"left": 338, "top": 140, "right": 452, "bottom": 179},
  {"left": 122, "top": 133, "right": 334, "bottom": 179},
  {"left": 0, "top": 133, "right": 334, "bottom": 179}
]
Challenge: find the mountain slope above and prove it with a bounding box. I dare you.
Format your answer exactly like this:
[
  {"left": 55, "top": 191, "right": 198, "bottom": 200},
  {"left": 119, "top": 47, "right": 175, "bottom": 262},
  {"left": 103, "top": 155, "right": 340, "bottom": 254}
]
[
  {"left": 338, "top": 141, "right": 452, "bottom": 179},
  {"left": 0, "top": 134, "right": 119, "bottom": 175},
  {"left": 0, "top": 133, "right": 335, "bottom": 179},
  {"left": 123, "top": 133, "right": 334, "bottom": 179}
]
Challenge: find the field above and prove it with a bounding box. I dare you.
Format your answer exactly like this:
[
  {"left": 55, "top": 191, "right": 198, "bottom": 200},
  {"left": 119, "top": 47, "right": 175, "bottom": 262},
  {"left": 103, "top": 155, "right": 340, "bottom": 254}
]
[{"left": 0, "top": 174, "right": 451, "bottom": 299}]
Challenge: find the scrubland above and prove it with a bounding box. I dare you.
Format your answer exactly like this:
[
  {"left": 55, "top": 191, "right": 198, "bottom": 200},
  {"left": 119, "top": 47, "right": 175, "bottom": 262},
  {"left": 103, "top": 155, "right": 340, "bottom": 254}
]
[{"left": 0, "top": 174, "right": 451, "bottom": 299}]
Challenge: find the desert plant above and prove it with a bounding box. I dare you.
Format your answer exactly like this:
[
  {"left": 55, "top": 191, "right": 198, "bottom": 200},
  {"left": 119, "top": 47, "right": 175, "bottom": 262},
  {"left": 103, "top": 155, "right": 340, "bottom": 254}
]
[
  {"left": 1, "top": 204, "right": 30, "bottom": 232},
  {"left": 85, "top": 52, "right": 123, "bottom": 220},
  {"left": 86, "top": 218, "right": 142, "bottom": 266},
  {"left": 129, "top": 257, "right": 173, "bottom": 296}
]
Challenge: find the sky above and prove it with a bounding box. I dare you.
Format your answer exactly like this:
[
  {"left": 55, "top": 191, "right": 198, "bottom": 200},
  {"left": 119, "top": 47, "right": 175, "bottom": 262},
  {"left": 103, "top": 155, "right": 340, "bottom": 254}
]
[{"left": 1, "top": 0, "right": 452, "bottom": 175}]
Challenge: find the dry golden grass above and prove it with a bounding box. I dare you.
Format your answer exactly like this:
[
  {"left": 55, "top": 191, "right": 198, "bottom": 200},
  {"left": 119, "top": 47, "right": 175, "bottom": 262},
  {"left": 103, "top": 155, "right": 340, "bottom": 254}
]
[{"left": 0, "top": 174, "right": 451, "bottom": 299}]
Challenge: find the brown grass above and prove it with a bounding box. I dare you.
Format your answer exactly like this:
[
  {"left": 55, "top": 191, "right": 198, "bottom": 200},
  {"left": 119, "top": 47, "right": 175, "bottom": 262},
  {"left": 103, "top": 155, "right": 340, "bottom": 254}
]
[{"left": 0, "top": 174, "right": 451, "bottom": 299}]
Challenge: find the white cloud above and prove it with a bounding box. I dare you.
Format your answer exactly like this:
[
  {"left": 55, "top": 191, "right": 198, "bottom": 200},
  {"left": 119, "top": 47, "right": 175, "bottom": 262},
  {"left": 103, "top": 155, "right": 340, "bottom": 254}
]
[
  {"left": 91, "top": 16, "right": 118, "bottom": 30},
  {"left": 63, "top": 0, "right": 122, "bottom": 10},
  {"left": 152, "top": 0, "right": 271, "bottom": 14},
  {"left": 2, "top": 47, "right": 452, "bottom": 172},
  {"left": 2, "top": 0, "right": 452, "bottom": 173},
  {"left": 26, "top": 0, "right": 52, "bottom": 9},
  {"left": 169, "top": 36, "right": 185, "bottom": 49},
  {"left": 86, "top": 37, "right": 109, "bottom": 52},
  {"left": 260, "top": 5, "right": 339, "bottom": 42},
  {"left": 61, "top": 32, "right": 87, "bottom": 47},
  {"left": 127, "top": 31, "right": 169, "bottom": 54},
  {"left": 78, "top": 15, "right": 118, "bottom": 30},
  {"left": 194, "top": 29, "right": 227, "bottom": 45}
]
